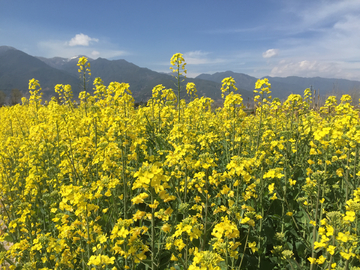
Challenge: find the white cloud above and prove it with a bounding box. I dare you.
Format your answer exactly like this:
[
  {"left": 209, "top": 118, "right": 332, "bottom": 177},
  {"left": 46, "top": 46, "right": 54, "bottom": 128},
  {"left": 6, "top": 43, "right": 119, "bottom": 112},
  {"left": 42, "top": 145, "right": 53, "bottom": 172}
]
[
  {"left": 198, "top": 2, "right": 360, "bottom": 79},
  {"left": 38, "top": 39, "right": 128, "bottom": 59},
  {"left": 184, "top": 51, "right": 210, "bottom": 64},
  {"left": 296, "top": 0, "right": 360, "bottom": 29},
  {"left": 183, "top": 50, "right": 226, "bottom": 65},
  {"left": 262, "top": 49, "right": 279, "bottom": 58},
  {"left": 185, "top": 50, "right": 209, "bottom": 58},
  {"left": 270, "top": 59, "right": 342, "bottom": 78},
  {"left": 67, "top": 33, "right": 99, "bottom": 47},
  {"left": 100, "top": 50, "right": 128, "bottom": 59},
  {"left": 91, "top": 50, "right": 100, "bottom": 58},
  {"left": 204, "top": 26, "right": 265, "bottom": 34},
  {"left": 253, "top": 1, "right": 360, "bottom": 80},
  {"left": 273, "top": 22, "right": 360, "bottom": 64},
  {"left": 333, "top": 15, "right": 360, "bottom": 38}
]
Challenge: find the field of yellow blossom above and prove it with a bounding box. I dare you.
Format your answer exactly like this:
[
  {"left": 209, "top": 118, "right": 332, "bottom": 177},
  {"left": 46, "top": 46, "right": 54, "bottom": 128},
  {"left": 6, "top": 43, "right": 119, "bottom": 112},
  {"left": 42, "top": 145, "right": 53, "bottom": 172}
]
[{"left": 0, "top": 54, "right": 360, "bottom": 270}]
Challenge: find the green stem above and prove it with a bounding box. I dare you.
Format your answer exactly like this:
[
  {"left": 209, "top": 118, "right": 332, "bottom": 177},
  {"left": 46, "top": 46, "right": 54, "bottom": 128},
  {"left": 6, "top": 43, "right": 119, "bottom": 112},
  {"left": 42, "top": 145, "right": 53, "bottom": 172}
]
[
  {"left": 257, "top": 167, "right": 264, "bottom": 269},
  {"left": 86, "top": 206, "right": 91, "bottom": 270},
  {"left": 185, "top": 239, "right": 189, "bottom": 270},
  {"left": 151, "top": 189, "right": 156, "bottom": 270},
  {"left": 310, "top": 178, "right": 321, "bottom": 270},
  {"left": 327, "top": 233, "right": 336, "bottom": 270},
  {"left": 256, "top": 97, "right": 263, "bottom": 152},
  {"left": 94, "top": 118, "right": 99, "bottom": 182},
  {"left": 288, "top": 259, "right": 295, "bottom": 270},
  {"left": 225, "top": 238, "right": 229, "bottom": 269},
  {"left": 177, "top": 65, "right": 181, "bottom": 123},
  {"left": 122, "top": 144, "right": 127, "bottom": 220},
  {"left": 239, "top": 228, "right": 251, "bottom": 270},
  {"left": 184, "top": 169, "right": 188, "bottom": 204},
  {"left": 353, "top": 144, "right": 358, "bottom": 188},
  {"left": 345, "top": 149, "right": 350, "bottom": 201},
  {"left": 82, "top": 69, "right": 88, "bottom": 117},
  {"left": 202, "top": 178, "right": 209, "bottom": 251}
]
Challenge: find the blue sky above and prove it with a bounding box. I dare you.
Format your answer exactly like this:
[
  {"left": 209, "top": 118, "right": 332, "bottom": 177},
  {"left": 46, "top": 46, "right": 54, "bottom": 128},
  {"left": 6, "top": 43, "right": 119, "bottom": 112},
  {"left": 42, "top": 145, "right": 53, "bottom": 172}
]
[{"left": 1, "top": 0, "right": 360, "bottom": 80}]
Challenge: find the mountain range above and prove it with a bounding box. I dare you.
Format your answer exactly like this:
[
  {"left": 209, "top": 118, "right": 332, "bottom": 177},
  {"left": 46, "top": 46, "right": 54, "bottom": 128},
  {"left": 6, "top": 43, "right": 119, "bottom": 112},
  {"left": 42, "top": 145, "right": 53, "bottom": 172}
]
[{"left": 1, "top": 45, "right": 360, "bottom": 104}]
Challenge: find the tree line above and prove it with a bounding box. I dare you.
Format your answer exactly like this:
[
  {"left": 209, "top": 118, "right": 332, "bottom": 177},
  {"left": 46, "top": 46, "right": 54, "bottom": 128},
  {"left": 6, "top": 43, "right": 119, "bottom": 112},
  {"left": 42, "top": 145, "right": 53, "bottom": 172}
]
[{"left": 0, "top": 88, "right": 23, "bottom": 106}]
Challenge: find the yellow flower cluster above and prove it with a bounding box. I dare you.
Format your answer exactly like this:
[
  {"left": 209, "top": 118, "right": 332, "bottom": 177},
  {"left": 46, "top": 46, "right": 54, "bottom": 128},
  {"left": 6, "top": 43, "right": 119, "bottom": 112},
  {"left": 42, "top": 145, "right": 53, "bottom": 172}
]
[{"left": 0, "top": 54, "right": 360, "bottom": 269}]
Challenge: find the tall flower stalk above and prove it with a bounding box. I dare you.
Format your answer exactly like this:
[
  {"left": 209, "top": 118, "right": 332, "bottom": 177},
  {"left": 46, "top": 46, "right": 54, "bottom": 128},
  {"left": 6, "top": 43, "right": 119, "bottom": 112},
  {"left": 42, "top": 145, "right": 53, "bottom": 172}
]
[
  {"left": 77, "top": 56, "right": 91, "bottom": 116},
  {"left": 170, "top": 53, "right": 186, "bottom": 122},
  {"left": 3, "top": 54, "right": 360, "bottom": 270}
]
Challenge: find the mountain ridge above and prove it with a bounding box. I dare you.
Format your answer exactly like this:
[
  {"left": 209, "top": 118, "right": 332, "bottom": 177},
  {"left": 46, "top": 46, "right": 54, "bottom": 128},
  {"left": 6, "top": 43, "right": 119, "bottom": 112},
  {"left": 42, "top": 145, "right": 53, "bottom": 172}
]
[
  {"left": 1, "top": 46, "right": 359, "bottom": 104},
  {"left": 196, "top": 71, "right": 360, "bottom": 99},
  {"left": 0, "top": 47, "right": 80, "bottom": 97}
]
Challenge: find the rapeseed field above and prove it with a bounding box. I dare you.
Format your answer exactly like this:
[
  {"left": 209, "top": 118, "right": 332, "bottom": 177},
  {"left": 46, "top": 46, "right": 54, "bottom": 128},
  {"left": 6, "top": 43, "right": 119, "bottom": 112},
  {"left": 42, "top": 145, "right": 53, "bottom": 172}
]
[{"left": 0, "top": 54, "right": 360, "bottom": 270}]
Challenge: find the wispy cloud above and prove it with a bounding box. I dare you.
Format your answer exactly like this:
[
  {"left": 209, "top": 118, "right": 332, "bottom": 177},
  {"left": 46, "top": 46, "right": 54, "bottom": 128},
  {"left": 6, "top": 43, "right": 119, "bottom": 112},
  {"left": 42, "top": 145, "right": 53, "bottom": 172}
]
[
  {"left": 262, "top": 49, "right": 279, "bottom": 59},
  {"left": 295, "top": 0, "right": 360, "bottom": 29},
  {"left": 252, "top": 1, "right": 360, "bottom": 79},
  {"left": 38, "top": 38, "right": 128, "bottom": 59},
  {"left": 67, "top": 33, "right": 99, "bottom": 47},
  {"left": 270, "top": 59, "right": 342, "bottom": 78},
  {"left": 204, "top": 26, "right": 265, "bottom": 34},
  {"left": 91, "top": 50, "right": 100, "bottom": 58},
  {"left": 184, "top": 50, "right": 226, "bottom": 65}
]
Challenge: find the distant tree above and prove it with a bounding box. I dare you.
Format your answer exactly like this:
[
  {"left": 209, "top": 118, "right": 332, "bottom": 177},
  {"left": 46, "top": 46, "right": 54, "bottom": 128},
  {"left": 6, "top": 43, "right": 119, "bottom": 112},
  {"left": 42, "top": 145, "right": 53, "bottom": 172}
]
[
  {"left": 349, "top": 87, "right": 360, "bottom": 107},
  {"left": 0, "top": 90, "right": 6, "bottom": 106},
  {"left": 10, "top": 88, "right": 23, "bottom": 105}
]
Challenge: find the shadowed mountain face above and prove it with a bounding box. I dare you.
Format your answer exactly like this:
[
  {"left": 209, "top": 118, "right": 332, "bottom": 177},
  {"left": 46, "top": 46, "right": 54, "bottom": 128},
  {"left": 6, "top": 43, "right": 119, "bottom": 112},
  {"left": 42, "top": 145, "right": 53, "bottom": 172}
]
[
  {"left": 197, "top": 71, "right": 360, "bottom": 100},
  {"left": 0, "top": 46, "right": 237, "bottom": 102},
  {"left": 55, "top": 58, "right": 255, "bottom": 102},
  {"left": 1, "top": 46, "right": 360, "bottom": 104},
  {"left": 0, "top": 47, "right": 79, "bottom": 99},
  {"left": 267, "top": 76, "right": 360, "bottom": 97}
]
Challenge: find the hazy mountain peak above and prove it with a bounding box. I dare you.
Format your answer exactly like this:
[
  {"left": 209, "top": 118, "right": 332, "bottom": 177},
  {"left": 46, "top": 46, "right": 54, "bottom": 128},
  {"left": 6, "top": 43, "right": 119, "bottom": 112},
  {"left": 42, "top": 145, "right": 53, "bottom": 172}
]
[
  {"left": 0, "top": 45, "right": 18, "bottom": 54},
  {"left": 2, "top": 46, "right": 360, "bottom": 104},
  {"left": 67, "top": 55, "right": 93, "bottom": 61},
  {"left": 68, "top": 55, "right": 80, "bottom": 61}
]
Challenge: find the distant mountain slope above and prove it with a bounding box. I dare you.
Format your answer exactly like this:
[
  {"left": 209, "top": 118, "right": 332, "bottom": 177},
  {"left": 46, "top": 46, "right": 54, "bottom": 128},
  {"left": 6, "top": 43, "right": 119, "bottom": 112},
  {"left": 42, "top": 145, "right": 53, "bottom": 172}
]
[
  {"left": 2, "top": 46, "right": 359, "bottom": 104},
  {"left": 197, "top": 71, "right": 299, "bottom": 99},
  {"left": 197, "top": 71, "right": 257, "bottom": 90},
  {"left": 0, "top": 46, "right": 247, "bottom": 102},
  {"left": 197, "top": 71, "right": 360, "bottom": 100},
  {"left": 0, "top": 47, "right": 79, "bottom": 99},
  {"left": 268, "top": 76, "right": 360, "bottom": 96},
  {"left": 0, "top": 46, "right": 17, "bottom": 54},
  {"left": 54, "top": 57, "right": 253, "bottom": 102},
  {"left": 36, "top": 56, "right": 70, "bottom": 69},
  {"left": 36, "top": 55, "right": 94, "bottom": 69}
]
